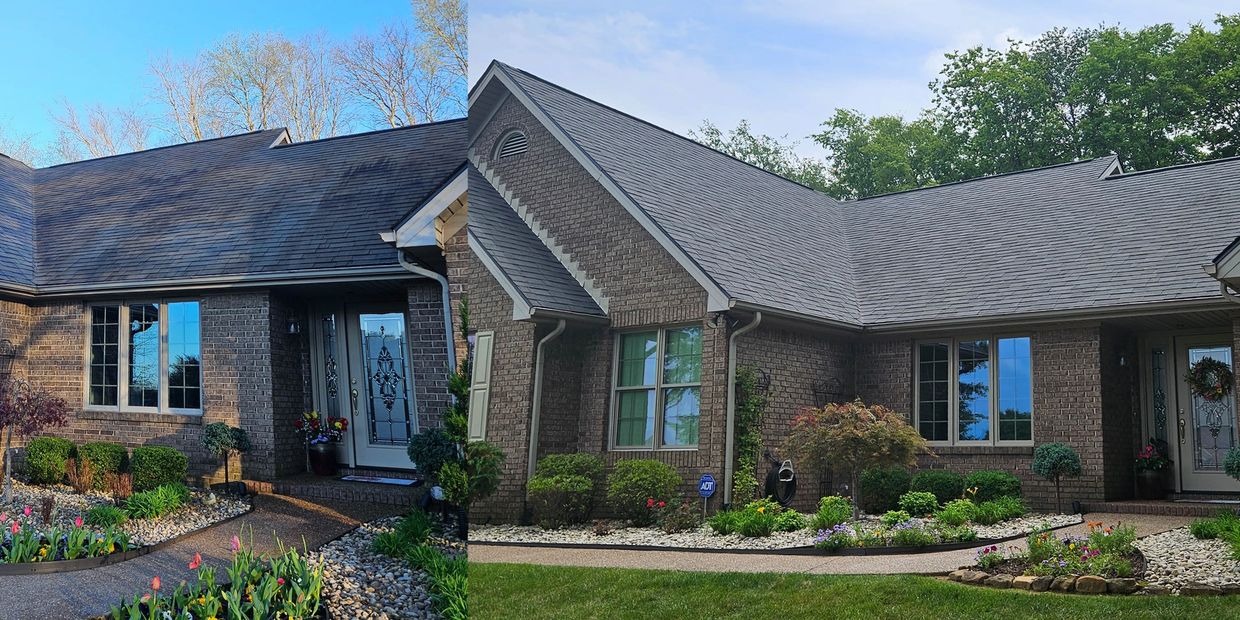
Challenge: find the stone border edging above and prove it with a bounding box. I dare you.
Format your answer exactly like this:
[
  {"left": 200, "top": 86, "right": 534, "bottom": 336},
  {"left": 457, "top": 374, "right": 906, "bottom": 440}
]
[{"left": 0, "top": 501, "right": 254, "bottom": 576}]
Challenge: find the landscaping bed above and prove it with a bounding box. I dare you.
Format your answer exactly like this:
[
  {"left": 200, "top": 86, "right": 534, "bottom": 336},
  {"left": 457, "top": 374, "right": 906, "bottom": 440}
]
[{"left": 1134, "top": 512, "right": 1240, "bottom": 595}]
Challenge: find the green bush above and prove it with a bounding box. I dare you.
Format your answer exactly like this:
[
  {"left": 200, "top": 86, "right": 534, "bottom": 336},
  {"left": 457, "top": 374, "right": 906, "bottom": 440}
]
[
  {"left": 84, "top": 505, "right": 129, "bottom": 527},
  {"left": 130, "top": 446, "right": 188, "bottom": 492},
  {"left": 880, "top": 510, "right": 912, "bottom": 527},
  {"left": 964, "top": 470, "right": 1021, "bottom": 502},
  {"left": 736, "top": 508, "right": 776, "bottom": 538},
  {"left": 125, "top": 482, "right": 189, "bottom": 519},
  {"left": 1190, "top": 511, "right": 1240, "bottom": 540},
  {"left": 372, "top": 530, "right": 415, "bottom": 558},
  {"left": 397, "top": 509, "right": 435, "bottom": 545},
  {"left": 658, "top": 500, "right": 702, "bottom": 533},
  {"left": 935, "top": 499, "right": 978, "bottom": 526},
  {"left": 534, "top": 453, "right": 605, "bottom": 485},
  {"left": 606, "top": 459, "right": 680, "bottom": 525},
  {"left": 892, "top": 526, "right": 936, "bottom": 547},
  {"left": 527, "top": 474, "right": 594, "bottom": 529},
  {"left": 973, "top": 496, "right": 1025, "bottom": 525},
  {"left": 707, "top": 510, "right": 741, "bottom": 535},
  {"left": 1032, "top": 442, "right": 1083, "bottom": 512},
  {"left": 898, "top": 491, "right": 939, "bottom": 517},
  {"left": 774, "top": 510, "right": 807, "bottom": 532},
  {"left": 1225, "top": 448, "right": 1240, "bottom": 482},
  {"left": 407, "top": 428, "right": 459, "bottom": 479},
  {"left": 811, "top": 495, "right": 852, "bottom": 531},
  {"left": 858, "top": 466, "right": 911, "bottom": 514},
  {"left": 78, "top": 442, "right": 128, "bottom": 490},
  {"left": 25, "top": 436, "right": 76, "bottom": 484},
  {"left": 910, "top": 470, "right": 965, "bottom": 505}
]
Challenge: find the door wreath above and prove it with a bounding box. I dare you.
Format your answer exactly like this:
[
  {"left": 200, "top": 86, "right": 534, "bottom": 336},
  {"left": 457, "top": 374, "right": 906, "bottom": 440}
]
[{"left": 1186, "top": 357, "right": 1233, "bottom": 401}]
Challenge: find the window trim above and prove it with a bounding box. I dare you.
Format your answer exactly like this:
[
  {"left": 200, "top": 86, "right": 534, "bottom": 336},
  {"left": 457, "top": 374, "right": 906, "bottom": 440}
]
[
  {"left": 914, "top": 334, "right": 1034, "bottom": 447},
  {"left": 609, "top": 325, "right": 702, "bottom": 452},
  {"left": 83, "top": 299, "right": 204, "bottom": 416}
]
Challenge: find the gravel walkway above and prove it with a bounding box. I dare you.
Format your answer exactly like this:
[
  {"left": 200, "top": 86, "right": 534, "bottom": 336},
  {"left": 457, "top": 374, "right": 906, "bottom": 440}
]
[
  {"left": 0, "top": 493, "right": 402, "bottom": 620},
  {"left": 1136, "top": 527, "right": 1240, "bottom": 593}
]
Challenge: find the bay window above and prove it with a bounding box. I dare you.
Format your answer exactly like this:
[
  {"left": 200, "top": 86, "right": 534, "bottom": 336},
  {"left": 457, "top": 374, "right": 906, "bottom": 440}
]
[
  {"left": 915, "top": 335, "right": 1032, "bottom": 445},
  {"left": 88, "top": 301, "right": 202, "bottom": 414},
  {"left": 612, "top": 326, "right": 702, "bottom": 449}
]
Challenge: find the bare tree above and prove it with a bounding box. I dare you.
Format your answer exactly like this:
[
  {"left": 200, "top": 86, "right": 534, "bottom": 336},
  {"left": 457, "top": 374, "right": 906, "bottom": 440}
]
[
  {"left": 337, "top": 22, "right": 425, "bottom": 127},
  {"left": 413, "top": 0, "right": 467, "bottom": 81},
  {"left": 0, "top": 125, "right": 38, "bottom": 166},
  {"left": 52, "top": 101, "right": 152, "bottom": 160},
  {"left": 277, "top": 34, "right": 347, "bottom": 141},
  {"left": 150, "top": 54, "right": 223, "bottom": 142},
  {"left": 207, "top": 33, "right": 286, "bottom": 133}
]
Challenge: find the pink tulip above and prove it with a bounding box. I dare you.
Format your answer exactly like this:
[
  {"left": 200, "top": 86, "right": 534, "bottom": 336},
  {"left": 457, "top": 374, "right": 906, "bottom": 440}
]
[
  {"left": 10, "top": 521, "right": 19, "bottom": 534},
  {"left": 22, "top": 506, "right": 31, "bottom": 517},
  {"left": 230, "top": 535, "right": 241, "bottom": 553},
  {"left": 74, "top": 516, "right": 84, "bottom": 528},
  {"left": 151, "top": 576, "right": 161, "bottom": 591},
  {"left": 188, "top": 552, "right": 202, "bottom": 570},
  {"left": 0, "top": 513, "right": 7, "bottom": 523}
]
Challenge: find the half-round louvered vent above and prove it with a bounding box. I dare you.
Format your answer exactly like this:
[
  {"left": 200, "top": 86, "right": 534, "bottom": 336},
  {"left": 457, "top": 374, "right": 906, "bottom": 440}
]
[{"left": 497, "top": 131, "right": 529, "bottom": 158}]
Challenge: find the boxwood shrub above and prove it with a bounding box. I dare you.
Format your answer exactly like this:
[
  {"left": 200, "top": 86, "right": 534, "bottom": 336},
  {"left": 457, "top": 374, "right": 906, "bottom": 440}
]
[
  {"left": 78, "top": 442, "right": 129, "bottom": 490},
  {"left": 858, "top": 466, "right": 911, "bottom": 514},
  {"left": 898, "top": 490, "right": 939, "bottom": 517},
  {"left": 965, "top": 470, "right": 1022, "bottom": 502},
  {"left": 25, "top": 436, "right": 76, "bottom": 484},
  {"left": 527, "top": 474, "right": 594, "bottom": 529},
  {"left": 534, "top": 453, "right": 605, "bottom": 485},
  {"left": 910, "top": 470, "right": 965, "bottom": 505},
  {"left": 131, "top": 446, "right": 188, "bottom": 492},
  {"left": 606, "top": 459, "right": 680, "bottom": 525}
]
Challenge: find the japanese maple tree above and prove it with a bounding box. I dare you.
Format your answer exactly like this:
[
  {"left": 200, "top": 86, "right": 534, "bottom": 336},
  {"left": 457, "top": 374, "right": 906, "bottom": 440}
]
[{"left": 0, "top": 378, "right": 70, "bottom": 504}]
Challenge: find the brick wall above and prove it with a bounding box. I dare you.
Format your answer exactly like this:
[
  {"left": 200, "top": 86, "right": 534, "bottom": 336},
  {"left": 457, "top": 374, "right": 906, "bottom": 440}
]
[
  {"left": 444, "top": 228, "right": 469, "bottom": 362},
  {"left": 1100, "top": 325, "right": 1139, "bottom": 500},
  {"left": 407, "top": 280, "right": 451, "bottom": 431},
  {"left": 0, "top": 299, "right": 30, "bottom": 379},
  {"left": 534, "top": 326, "right": 593, "bottom": 458},
  {"left": 269, "top": 293, "right": 311, "bottom": 478}
]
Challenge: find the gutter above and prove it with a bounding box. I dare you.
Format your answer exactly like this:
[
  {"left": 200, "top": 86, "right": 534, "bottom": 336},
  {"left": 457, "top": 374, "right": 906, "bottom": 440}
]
[
  {"left": 1203, "top": 263, "right": 1240, "bottom": 306},
  {"left": 396, "top": 251, "right": 458, "bottom": 370},
  {"left": 723, "top": 311, "right": 762, "bottom": 507},
  {"left": 527, "top": 319, "right": 567, "bottom": 479}
]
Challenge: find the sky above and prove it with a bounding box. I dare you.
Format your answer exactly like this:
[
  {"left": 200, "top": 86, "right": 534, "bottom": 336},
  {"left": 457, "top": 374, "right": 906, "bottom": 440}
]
[
  {"left": 0, "top": 0, "right": 412, "bottom": 154},
  {"left": 471, "top": 1, "right": 1239, "bottom": 154}
]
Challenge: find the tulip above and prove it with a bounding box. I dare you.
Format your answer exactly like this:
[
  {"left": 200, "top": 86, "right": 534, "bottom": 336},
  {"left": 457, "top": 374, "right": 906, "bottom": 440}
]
[
  {"left": 230, "top": 535, "right": 241, "bottom": 553},
  {"left": 151, "top": 576, "right": 161, "bottom": 591},
  {"left": 189, "top": 552, "right": 202, "bottom": 570},
  {"left": 74, "top": 516, "right": 83, "bottom": 528},
  {"left": 22, "top": 506, "right": 31, "bottom": 517}
]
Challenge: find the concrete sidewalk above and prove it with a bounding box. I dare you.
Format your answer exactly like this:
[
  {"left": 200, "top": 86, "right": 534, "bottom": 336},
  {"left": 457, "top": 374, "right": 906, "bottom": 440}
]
[
  {"left": 469, "top": 512, "right": 1193, "bottom": 575},
  {"left": 0, "top": 494, "right": 402, "bottom": 620}
]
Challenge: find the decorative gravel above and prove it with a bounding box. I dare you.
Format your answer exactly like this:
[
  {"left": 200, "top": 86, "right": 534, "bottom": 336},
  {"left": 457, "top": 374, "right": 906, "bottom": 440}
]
[
  {"left": 471, "top": 512, "right": 1082, "bottom": 551},
  {"left": 314, "top": 516, "right": 464, "bottom": 620},
  {"left": 1136, "top": 527, "right": 1240, "bottom": 593}
]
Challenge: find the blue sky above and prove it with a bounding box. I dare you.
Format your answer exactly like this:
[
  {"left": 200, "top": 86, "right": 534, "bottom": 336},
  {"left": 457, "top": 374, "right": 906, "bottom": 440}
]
[
  {"left": 0, "top": 1, "right": 412, "bottom": 152},
  {"left": 472, "top": 1, "right": 1235, "bottom": 154}
]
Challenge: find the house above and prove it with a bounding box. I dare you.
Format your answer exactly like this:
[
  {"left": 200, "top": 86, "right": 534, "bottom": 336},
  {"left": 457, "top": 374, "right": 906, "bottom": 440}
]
[
  {"left": 0, "top": 120, "right": 465, "bottom": 483},
  {"left": 460, "top": 60, "right": 1240, "bottom": 522}
]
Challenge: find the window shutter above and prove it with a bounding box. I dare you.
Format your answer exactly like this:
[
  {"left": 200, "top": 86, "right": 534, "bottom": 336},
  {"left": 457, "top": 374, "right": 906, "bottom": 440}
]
[{"left": 468, "top": 331, "right": 495, "bottom": 440}]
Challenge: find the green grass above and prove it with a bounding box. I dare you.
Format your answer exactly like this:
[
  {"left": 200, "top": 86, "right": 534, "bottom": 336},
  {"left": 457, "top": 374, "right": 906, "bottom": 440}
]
[{"left": 470, "top": 564, "right": 1240, "bottom": 620}]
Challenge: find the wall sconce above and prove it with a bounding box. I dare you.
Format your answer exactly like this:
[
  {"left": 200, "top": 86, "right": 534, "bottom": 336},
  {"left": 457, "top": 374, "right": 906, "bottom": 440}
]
[
  {"left": 1119, "top": 355, "right": 1128, "bottom": 367},
  {"left": 287, "top": 318, "right": 301, "bottom": 334}
]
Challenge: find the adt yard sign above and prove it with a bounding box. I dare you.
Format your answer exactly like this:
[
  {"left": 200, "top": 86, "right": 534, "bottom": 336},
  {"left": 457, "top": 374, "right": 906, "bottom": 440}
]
[{"left": 698, "top": 474, "right": 716, "bottom": 498}]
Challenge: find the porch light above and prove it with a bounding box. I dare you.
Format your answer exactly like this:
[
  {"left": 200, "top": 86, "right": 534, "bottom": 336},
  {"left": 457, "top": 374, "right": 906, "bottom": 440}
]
[{"left": 287, "top": 318, "right": 301, "bottom": 334}]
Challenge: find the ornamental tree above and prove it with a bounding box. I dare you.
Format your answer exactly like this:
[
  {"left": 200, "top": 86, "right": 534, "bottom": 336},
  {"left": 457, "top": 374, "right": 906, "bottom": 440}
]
[
  {"left": 783, "top": 399, "right": 931, "bottom": 520},
  {"left": 0, "top": 378, "right": 70, "bottom": 505},
  {"left": 201, "top": 422, "right": 251, "bottom": 492},
  {"left": 1032, "top": 442, "right": 1083, "bottom": 514}
]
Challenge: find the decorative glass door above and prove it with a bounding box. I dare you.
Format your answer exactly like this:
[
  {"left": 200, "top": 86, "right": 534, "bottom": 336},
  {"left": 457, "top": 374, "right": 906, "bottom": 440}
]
[
  {"left": 1175, "top": 336, "right": 1238, "bottom": 493},
  {"left": 345, "top": 307, "right": 417, "bottom": 469}
]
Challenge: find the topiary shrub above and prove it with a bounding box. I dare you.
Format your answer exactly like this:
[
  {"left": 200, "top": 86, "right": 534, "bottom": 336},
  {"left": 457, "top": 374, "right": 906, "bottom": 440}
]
[
  {"left": 965, "top": 470, "right": 1022, "bottom": 502},
  {"left": 606, "top": 459, "right": 680, "bottom": 526},
  {"left": 407, "top": 428, "right": 458, "bottom": 479},
  {"left": 898, "top": 490, "right": 939, "bottom": 517},
  {"left": 527, "top": 474, "right": 594, "bottom": 529},
  {"left": 25, "top": 436, "right": 76, "bottom": 484},
  {"left": 858, "top": 466, "right": 911, "bottom": 514},
  {"left": 78, "top": 442, "right": 128, "bottom": 490},
  {"left": 131, "top": 446, "right": 188, "bottom": 492},
  {"left": 1032, "top": 442, "right": 1083, "bottom": 513},
  {"left": 910, "top": 470, "right": 965, "bottom": 505}
]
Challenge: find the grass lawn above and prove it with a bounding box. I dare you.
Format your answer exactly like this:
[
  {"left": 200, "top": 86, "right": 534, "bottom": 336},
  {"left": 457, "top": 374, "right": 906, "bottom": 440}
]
[{"left": 471, "top": 563, "right": 1240, "bottom": 619}]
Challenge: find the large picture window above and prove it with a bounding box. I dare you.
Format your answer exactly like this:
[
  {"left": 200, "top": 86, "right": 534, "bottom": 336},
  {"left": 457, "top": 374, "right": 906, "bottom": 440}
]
[
  {"left": 915, "top": 336, "right": 1032, "bottom": 445},
  {"left": 87, "top": 301, "right": 202, "bottom": 414},
  {"left": 612, "top": 326, "right": 702, "bottom": 449}
]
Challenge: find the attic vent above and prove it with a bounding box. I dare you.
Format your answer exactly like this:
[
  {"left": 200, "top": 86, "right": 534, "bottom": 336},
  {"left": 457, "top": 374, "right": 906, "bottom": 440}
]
[{"left": 496, "top": 131, "right": 529, "bottom": 159}]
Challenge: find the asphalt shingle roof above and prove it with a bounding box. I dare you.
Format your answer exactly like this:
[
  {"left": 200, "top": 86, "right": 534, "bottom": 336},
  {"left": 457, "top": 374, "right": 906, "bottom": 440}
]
[
  {"left": 0, "top": 120, "right": 464, "bottom": 292},
  {"left": 493, "top": 62, "right": 1240, "bottom": 329},
  {"left": 0, "top": 155, "right": 34, "bottom": 287},
  {"left": 468, "top": 165, "right": 603, "bottom": 317}
]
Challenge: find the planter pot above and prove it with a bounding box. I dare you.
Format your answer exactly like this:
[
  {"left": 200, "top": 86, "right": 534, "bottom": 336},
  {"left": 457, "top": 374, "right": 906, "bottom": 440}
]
[
  {"left": 1135, "top": 469, "right": 1169, "bottom": 500},
  {"left": 308, "top": 442, "right": 340, "bottom": 477}
]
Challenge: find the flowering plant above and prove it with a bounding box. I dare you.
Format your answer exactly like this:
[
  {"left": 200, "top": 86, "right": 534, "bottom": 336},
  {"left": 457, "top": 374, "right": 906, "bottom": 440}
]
[
  {"left": 1133, "top": 441, "right": 1171, "bottom": 472},
  {"left": 294, "top": 411, "right": 348, "bottom": 445},
  {"left": 0, "top": 506, "right": 131, "bottom": 563}
]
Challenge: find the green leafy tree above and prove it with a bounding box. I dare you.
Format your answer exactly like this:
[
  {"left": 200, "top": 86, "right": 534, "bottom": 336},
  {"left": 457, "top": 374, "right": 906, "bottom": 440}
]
[
  {"left": 690, "top": 120, "right": 831, "bottom": 192},
  {"left": 812, "top": 110, "right": 954, "bottom": 199},
  {"left": 1032, "top": 442, "right": 1083, "bottom": 514},
  {"left": 201, "top": 422, "right": 250, "bottom": 491}
]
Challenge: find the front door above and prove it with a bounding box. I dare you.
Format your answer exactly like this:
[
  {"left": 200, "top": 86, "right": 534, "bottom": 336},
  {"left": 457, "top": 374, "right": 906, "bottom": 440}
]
[{"left": 1174, "top": 336, "right": 1238, "bottom": 493}]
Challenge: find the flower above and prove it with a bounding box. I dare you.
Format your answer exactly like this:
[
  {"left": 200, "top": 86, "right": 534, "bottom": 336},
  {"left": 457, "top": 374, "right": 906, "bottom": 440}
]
[
  {"left": 277, "top": 577, "right": 285, "bottom": 586},
  {"left": 189, "top": 552, "right": 202, "bottom": 570},
  {"left": 10, "top": 521, "right": 19, "bottom": 534},
  {"left": 22, "top": 506, "right": 31, "bottom": 517},
  {"left": 658, "top": 501, "right": 666, "bottom": 509},
  {"left": 230, "top": 535, "right": 241, "bottom": 553},
  {"left": 756, "top": 506, "right": 766, "bottom": 514},
  {"left": 74, "top": 516, "right": 83, "bottom": 528},
  {"left": 151, "top": 576, "right": 161, "bottom": 591},
  {"left": 646, "top": 498, "right": 655, "bottom": 508}
]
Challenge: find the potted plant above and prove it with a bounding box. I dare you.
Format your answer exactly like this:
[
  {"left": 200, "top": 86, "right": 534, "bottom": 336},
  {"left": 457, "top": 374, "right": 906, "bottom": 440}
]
[
  {"left": 1133, "top": 438, "right": 1171, "bottom": 500},
  {"left": 295, "top": 411, "right": 348, "bottom": 476},
  {"left": 202, "top": 422, "right": 250, "bottom": 495}
]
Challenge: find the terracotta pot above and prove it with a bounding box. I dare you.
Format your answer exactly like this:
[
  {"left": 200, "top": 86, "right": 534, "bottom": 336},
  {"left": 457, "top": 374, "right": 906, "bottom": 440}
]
[
  {"left": 308, "top": 442, "right": 339, "bottom": 476},
  {"left": 1135, "top": 469, "right": 1168, "bottom": 500}
]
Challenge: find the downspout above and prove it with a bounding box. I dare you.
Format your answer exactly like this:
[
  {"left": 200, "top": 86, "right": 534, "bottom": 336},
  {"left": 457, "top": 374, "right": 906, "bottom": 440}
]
[
  {"left": 723, "top": 311, "right": 762, "bottom": 508},
  {"left": 396, "top": 251, "right": 457, "bottom": 369},
  {"left": 527, "top": 319, "right": 567, "bottom": 479},
  {"left": 1221, "top": 282, "right": 1240, "bottom": 306}
]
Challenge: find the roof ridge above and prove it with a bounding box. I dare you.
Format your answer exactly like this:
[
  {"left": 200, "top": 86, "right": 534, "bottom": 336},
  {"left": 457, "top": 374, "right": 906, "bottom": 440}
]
[
  {"left": 38, "top": 128, "right": 284, "bottom": 170},
  {"left": 853, "top": 155, "right": 1117, "bottom": 202},
  {"left": 497, "top": 62, "right": 839, "bottom": 201},
  {"left": 0, "top": 152, "right": 34, "bottom": 170},
  {"left": 1105, "top": 153, "right": 1240, "bottom": 180},
  {"left": 271, "top": 117, "right": 466, "bottom": 149}
]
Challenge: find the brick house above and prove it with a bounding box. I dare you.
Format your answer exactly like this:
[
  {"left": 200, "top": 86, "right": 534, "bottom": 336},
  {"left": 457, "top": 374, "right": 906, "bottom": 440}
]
[
  {"left": 460, "top": 61, "right": 1240, "bottom": 523},
  {"left": 0, "top": 121, "right": 464, "bottom": 484}
]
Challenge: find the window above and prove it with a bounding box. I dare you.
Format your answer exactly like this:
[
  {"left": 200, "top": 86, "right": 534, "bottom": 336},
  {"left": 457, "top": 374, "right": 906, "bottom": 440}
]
[
  {"left": 915, "top": 336, "right": 1032, "bottom": 445},
  {"left": 87, "top": 301, "right": 202, "bottom": 414},
  {"left": 612, "top": 326, "right": 702, "bottom": 449}
]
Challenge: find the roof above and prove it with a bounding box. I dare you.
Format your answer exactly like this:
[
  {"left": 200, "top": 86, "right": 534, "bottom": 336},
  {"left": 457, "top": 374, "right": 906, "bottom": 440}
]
[
  {"left": 0, "top": 120, "right": 465, "bottom": 294},
  {"left": 475, "top": 61, "right": 1240, "bottom": 329},
  {"left": 0, "top": 155, "right": 35, "bottom": 288},
  {"left": 467, "top": 165, "right": 604, "bottom": 318}
]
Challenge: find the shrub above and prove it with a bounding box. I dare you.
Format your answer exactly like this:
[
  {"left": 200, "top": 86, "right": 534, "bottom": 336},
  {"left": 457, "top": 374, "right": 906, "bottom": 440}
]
[
  {"left": 774, "top": 510, "right": 807, "bottom": 532},
  {"left": 736, "top": 508, "right": 776, "bottom": 538},
  {"left": 935, "top": 499, "right": 978, "bottom": 526},
  {"left": 891, "top": 525, "right": 935, "bottom": 547},
  {"left": 658, "top": 499, "right": 702, "bottom": 533},
  {"left": 880, "top": 510, "right": 912, "bottom": 527},
  {"left": 606, "top": 459, "right": 680, "bottom": 525},
  {"left": 1226, "top": 448, "right": 1240, "bottom": 482},
  {"left": 130, "top": 446, "right": 188, "bottom": 492},
  {"left": 125, "top": 482, "right": 189, "bottom": 519},
  {"left": 973, "top": 496, "right": 1025, "bottom": 525},
  {"left": 25, "top": 436, "right": 76, "bottom": 484},
  {"left": 811, "top": 495, "right": 853, "bottom": 531},
  {"left": 65, "top": 458, "right": 92, "bottom": 494},
  {"left": 527, "top": 474, "right": 593, "bottom": 529},
  {"left": 910, "top": 470, "right": 965, "bottom": 505},
  {"left": 858, "top": 466, "right": 911, "bottom": 514},
  {"left": 85, "top": 505, "right": 129, "bottom": 527},
  {"left": 78, "top": 442, "right": 128, "bottom": 490},
  {"left": 372, "top": 530, "right": 415, "bottom": 557},
  {"left": 534, "top": 453, "right": 605, "bottom": 485},
  {"left": 1032, "top": 442, "right": 1082, "bottom": 513},
  {"left": 898, "top": 491, "right": 939, "bottom": 517},
  {"left": 407, "top": 428, "right": 458, "bottom": 479},
  {"left": 1088, "top": 523, "right": 1136, "bottom": 555},
  {"left": 1191, "top": 519, "right": 1221, "bottom": 540},
  {"left": 964, "top": 470, "right": 1022, "bottom": 502},
  {"left": 397, "top": 509, "right": 435, "bottom": 545},
  {"left": 707, "top": 510, "right": 741, "bottom": 535}
]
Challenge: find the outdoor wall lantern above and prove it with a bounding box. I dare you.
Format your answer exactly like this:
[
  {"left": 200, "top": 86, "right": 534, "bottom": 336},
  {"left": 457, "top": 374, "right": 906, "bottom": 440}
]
[{"left": 287, "top": 318, "right": 301, "bottom": 334}]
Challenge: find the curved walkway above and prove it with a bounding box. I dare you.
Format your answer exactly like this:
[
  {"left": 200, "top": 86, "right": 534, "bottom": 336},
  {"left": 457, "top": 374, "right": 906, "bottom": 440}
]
[
  {"left": 0, "top": 494, "right": 402, "bottom": 620},
  {"left": 469, "top": 513, "right": 1193, "bottom": 575}
]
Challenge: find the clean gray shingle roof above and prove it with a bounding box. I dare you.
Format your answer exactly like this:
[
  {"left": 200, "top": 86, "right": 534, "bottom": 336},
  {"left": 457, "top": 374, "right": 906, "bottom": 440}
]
[
  {"left": 0, "top": 120, "right": 464, "bottom": 292},
  {"left": 494, "top": 62, "right": 1240, "bottom": 329},
  {"left": 468, "top": 165, "right": 603, "bottom": 317},
  {"left": 0, "top": 155, "right": 34, "bottom": 288}
]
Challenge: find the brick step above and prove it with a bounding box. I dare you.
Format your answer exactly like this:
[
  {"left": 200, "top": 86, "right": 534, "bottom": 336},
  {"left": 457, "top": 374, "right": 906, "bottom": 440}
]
[
  {"left": 246, "top": 472, "right": 426, "bottom": 508},
  {"left": 1083, "top": 500, "right": 1240, "bottom": 517}
]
